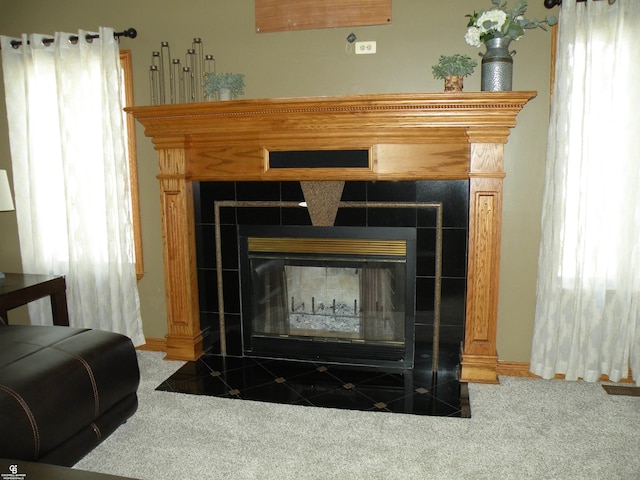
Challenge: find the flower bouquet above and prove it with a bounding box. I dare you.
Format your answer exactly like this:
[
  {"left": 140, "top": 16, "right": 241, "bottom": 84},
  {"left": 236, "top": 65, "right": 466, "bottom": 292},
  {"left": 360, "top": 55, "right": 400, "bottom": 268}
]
[
  {"left": 464, "top": 0, "right": 556, "bottom": 91},
  {"left": 464, "top": 0, "right": 557, "bottom": 48}
]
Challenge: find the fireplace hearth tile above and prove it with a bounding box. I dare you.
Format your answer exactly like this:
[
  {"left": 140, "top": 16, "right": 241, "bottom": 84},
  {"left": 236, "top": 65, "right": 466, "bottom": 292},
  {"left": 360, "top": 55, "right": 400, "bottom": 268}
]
[
  {"left": 368, "top": 181, "right": 417, "bottom": 203},
  {"left": 236, "top": 181, "right": 280, "bottom": 201},
  {"left": 219, "top": 225, "right": 239, "bottom": 269},
  {"left": 281, "top": 207, "right": 312, "bottom": 226},
  {"left": 156, "top": 347, "right": 469, "bottom": 418},
  {"left": 194, "top": 182, "right": 236, "bottom": 224},
  {"left": 368, "top": 207, "right": 417, "bottom": 227},
  {"left": 334, "top": 207, "right": 367, "bottom": 227},
  {"left": 416, "top": 180, "right": 469, "bottom": 228},
  {"left": 237, "top": 206, "right": 280, "bottom": 225},
  {"left": 442, "top": 228, "right": 468, "bottom": 278},
  {"left": 280, "top": 182, "right": 305, "bottom": 201},
  {"left": 340, "top": 181, "right": 367, "bottom": 202}
]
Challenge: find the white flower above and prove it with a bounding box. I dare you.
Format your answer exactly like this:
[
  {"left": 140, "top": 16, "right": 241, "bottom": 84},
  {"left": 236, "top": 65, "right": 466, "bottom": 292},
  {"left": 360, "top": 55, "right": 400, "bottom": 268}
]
[
  {"left": 464, "top": 1, "right": 554, "bottom": 47},
  {"left": 476, "top": 9, "right": 507, "bottom": 33},
  {"left": 464, "top": 27, "right": 483, "bottom": 48}
]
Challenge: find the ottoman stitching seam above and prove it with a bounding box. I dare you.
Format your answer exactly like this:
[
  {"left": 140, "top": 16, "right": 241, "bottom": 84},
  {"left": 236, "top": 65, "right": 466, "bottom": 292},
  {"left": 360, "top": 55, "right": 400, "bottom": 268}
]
[
  {"left": 91, "top": 422, "right": 102, "bottom": 442},
  {"left": 0, "top": 384, "right": 40, "bottom": 459},
  {"left": 53, "top": 348, "right": 100, "bottom": 417},
  {"left": 73, "top": 354, "right": 100, "bottom": 417}
]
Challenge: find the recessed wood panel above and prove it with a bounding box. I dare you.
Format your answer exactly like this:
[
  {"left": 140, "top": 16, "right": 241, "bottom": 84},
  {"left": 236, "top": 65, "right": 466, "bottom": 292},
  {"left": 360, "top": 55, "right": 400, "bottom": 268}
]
[
  {"left": 255, "top": 0, "right": 392, "bottom": 33},
  {"left": 269, "top": 149, "right": 369, "bottom": 169},
  {"left": 375, "top": 144, "right": 469, "bottom": 180}
]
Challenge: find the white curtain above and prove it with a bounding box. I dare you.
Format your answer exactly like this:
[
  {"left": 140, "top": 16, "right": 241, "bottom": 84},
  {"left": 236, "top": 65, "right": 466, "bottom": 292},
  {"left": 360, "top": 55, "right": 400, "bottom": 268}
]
[
  {"left": 531, "top": 0, "right": 640, "bottom": 384},
  {"left": 1, "top": 28, "right": 144, "bottom": 346}
]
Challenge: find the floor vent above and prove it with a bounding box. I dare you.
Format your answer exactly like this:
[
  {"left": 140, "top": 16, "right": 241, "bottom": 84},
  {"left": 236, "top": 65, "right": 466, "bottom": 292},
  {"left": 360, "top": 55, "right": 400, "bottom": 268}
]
[{"left": 602, "top": 385, "right": 640, "bottom": 397}]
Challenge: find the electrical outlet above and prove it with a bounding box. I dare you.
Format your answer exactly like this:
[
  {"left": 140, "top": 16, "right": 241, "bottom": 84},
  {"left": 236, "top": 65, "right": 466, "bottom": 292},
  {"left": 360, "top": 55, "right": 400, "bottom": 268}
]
[{"left": 355, "top": 41, "right": 376, "bottom": 55}]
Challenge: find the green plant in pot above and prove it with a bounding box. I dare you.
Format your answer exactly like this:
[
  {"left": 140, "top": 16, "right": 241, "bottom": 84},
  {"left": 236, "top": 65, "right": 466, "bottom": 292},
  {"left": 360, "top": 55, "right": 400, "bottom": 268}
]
[
  {"left": 203, "top": 72, "right": 245, "bottom": 100},
  {"left": 431, "top": 54, "right": 477, "bottom": 92}
]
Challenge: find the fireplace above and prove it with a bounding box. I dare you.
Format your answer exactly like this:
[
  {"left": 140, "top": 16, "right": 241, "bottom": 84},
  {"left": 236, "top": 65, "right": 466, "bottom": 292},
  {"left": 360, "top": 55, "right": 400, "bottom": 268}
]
[
  {"left": 239, "top": 225, "right": 416, "bottom": 368},
  {"left": 129, "top": 92, "right": 535, "bottom": 383}
]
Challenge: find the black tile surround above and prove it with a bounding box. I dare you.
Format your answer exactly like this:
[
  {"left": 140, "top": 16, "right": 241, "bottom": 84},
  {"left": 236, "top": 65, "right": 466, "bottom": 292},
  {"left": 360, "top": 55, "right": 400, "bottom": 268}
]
[{"left": 157, "top": 180, "right": 471, "bottom": 417}]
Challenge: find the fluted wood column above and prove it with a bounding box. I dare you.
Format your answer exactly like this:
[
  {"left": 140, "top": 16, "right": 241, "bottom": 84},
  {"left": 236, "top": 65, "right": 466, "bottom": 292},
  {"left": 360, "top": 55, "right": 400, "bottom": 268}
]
[
  {"left": 157, "top": 148, "right": 202, "bottom": 361},
  {"left": 460, "top": 142, "right": 504, "bottom": 384}
]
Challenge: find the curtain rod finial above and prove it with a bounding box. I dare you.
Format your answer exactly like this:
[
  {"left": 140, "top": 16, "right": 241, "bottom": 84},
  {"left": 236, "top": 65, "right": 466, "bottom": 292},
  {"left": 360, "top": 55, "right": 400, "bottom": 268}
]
[{"left": 544, "top": 0, "right": 561, "bottom": 8}]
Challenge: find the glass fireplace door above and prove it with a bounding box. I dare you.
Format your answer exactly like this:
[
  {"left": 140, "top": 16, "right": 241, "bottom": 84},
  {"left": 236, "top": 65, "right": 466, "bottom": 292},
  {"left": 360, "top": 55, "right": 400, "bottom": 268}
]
[{"left": 240, "top": 226, "right": 416, "bottom": 368}]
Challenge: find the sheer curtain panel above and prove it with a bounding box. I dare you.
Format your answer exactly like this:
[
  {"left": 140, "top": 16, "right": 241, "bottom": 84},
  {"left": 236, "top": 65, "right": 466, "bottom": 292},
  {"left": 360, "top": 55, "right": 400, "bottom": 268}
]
[
  {"left": 1, "top": 28, "right": 144, "bottom": 346},
  {"left": 531, "top": 0, "right": 640, "bottom": 384}
]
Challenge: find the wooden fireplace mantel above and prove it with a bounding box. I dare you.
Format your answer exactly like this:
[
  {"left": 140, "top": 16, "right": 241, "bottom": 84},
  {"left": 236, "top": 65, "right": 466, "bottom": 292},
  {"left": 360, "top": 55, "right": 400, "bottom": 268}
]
[{"left": 129, "top": 92, "right": 536, "bottom": 384}]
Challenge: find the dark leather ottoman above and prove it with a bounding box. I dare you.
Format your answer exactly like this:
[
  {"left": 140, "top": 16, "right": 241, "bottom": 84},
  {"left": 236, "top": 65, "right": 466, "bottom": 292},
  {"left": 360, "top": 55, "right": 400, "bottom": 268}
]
[{"left": 0, "top": 324, "right": 140, "bottom": 466}]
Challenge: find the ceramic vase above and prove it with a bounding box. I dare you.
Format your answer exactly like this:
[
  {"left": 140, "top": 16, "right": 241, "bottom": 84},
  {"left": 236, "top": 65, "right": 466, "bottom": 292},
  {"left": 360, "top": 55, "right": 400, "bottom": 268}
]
[{"left": 444, "top": 76, "right": 464, "bottom": 92}]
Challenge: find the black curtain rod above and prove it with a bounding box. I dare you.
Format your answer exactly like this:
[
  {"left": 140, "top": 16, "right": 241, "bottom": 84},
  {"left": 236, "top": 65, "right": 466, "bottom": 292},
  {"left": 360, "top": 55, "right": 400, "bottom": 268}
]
[
  {"left": 545, "top": 0, "right": 616, "bottom": 8},
  {"left": 8, "top": 28, "right": 137, "bottom": 49}
]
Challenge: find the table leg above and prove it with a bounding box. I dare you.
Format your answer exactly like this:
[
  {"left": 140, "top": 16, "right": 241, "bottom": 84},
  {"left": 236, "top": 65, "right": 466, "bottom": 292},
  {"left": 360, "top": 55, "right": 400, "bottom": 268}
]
[{"left": 50, "top": 277, "right": 69, "bottom": 326}]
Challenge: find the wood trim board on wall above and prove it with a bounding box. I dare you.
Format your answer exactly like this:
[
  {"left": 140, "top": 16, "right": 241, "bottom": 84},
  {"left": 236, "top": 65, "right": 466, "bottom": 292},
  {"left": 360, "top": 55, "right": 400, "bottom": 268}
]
[
  {"left": 255, "top": 0, "right": 392, "bottom": 33},
  {"left": 119, "top": 50, "right": 144, "bottom": 281}
]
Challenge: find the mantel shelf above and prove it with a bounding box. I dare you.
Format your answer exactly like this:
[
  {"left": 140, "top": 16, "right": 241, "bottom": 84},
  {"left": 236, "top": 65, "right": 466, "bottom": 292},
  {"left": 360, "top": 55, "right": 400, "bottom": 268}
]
[{"left": 128, "top": 92, "right": 536, "bottom": 148}]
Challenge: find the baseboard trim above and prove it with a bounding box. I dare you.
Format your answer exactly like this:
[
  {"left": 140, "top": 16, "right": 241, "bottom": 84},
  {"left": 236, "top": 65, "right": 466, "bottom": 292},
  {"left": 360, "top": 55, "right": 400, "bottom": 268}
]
[
  {"left": 497, "top": 361, "right": 635, "bottom": 383},
  {"left": 496, "top": 361, "right": 540, "bottom": 378},
  {"left": 136, "top": 337, "right": 167, "bottom": 352},
  {"left": 133, "top": 341, "right": 635, "bottom": 384}
]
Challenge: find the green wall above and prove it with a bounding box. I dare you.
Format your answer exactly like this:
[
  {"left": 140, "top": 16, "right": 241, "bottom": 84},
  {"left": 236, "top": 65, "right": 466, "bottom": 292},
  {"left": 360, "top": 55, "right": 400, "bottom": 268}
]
[{"left": 0, "top": 0, "right": 555, "bottom": 362}]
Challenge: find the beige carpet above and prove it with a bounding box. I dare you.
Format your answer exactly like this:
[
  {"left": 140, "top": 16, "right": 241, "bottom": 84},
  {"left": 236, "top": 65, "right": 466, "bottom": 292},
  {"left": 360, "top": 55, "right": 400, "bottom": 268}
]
[{"left": 74, "top": 351, "right": 640, "bottom": 480}]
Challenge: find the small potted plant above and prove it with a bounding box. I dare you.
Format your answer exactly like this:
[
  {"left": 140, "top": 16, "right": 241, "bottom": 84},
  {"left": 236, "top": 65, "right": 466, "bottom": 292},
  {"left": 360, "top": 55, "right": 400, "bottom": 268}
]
[
  {"left": 203, "top": 72, "right": 245, "bottom": 100},
  {"left": 431, "top": 54, "right": 477, "bottom": 92}
]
